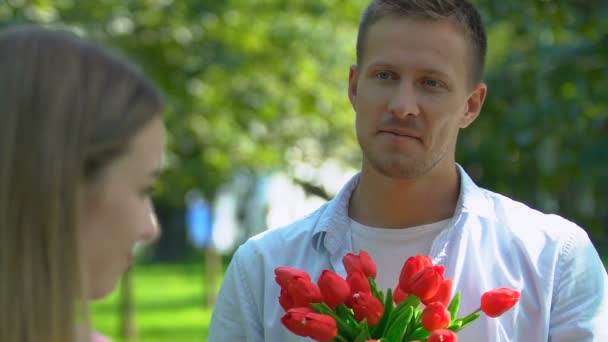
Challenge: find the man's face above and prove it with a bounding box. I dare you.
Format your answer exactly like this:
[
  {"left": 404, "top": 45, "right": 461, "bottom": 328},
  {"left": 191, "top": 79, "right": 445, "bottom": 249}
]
[{"left": 349, "top": 16, "right": 486, "bottom": 179}]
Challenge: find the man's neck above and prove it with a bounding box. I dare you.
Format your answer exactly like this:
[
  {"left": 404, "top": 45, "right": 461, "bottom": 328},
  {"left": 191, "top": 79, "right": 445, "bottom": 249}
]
[{"left": 348, "top": 163, "right": 460, "bottom": 229}]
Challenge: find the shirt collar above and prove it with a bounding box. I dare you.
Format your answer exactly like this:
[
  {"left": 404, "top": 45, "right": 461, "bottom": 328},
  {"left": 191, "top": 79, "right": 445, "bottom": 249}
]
[
  {"left": 311, "top": 164, "right": 495, "bottom": 254},
  {"left": 455, "top": 164, "right": 496, "bottom": 220},
  {"left": 311, "top": 173, "right": 360, "bottom": 254}
]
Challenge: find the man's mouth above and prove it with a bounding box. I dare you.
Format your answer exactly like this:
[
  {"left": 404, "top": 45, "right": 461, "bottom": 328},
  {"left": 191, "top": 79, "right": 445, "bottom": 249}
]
[{"left": 378, "top": 129, "right": 421, "bottom": 141}]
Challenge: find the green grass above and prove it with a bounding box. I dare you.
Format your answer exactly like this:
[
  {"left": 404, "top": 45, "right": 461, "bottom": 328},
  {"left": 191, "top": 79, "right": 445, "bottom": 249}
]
[{"left": 92, "top": 262, "right": 219, "bottom": 342}]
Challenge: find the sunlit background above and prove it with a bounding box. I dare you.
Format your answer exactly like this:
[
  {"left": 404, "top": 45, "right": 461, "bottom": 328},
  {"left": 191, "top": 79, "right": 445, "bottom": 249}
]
[{"left": 1, "top": 0, "right": 606, "bottom": 341}]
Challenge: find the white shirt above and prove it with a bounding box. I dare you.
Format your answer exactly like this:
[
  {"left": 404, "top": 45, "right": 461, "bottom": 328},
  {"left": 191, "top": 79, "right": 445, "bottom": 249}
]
[
  {"left": 208, "top": 165, "right": 608, "bottom": 342},
  {"left": 351, "top": 218, "right": 448, "bottom": 292}
]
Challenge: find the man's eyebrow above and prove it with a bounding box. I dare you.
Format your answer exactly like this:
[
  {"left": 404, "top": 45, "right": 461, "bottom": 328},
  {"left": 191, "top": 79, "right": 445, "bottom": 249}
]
[
  {"left": 418, "top": 68, "right": 452, "bottom": 79},
  {"left": 367, "top": 62, "right": 452, "bottom": 78}
]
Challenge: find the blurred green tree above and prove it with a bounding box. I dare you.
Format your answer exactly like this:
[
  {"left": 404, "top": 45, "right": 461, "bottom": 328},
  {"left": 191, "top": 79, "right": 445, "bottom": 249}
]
[{"left": 1, "top": 0, "right": 605, "bottom": 243}]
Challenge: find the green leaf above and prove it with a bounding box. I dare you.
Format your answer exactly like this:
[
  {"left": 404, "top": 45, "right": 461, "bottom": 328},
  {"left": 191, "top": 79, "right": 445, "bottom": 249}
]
[
  {"left": 368, "top": 276, "right": 385, "bottom": 303},
  {"left": 311, "top": 303, "right": 358, "bottom": 339},
  {"left": 371, "top": 288, "right": 394, "bottom": 337},
  {"left": 353, "top": 319, "right": 372, "bottom": 342},
  {"left": 384, "top": 306, "right": 413, "bottom": 341},
  {"left": 406, "top": 325, "right": 430, "bottom": 341},
  {"left": 407, "top": 308, "right": 422, "bottom": 339},
  {"left": 311, "top": 302, "right": 334, "bottom": 315},
  {"left": 332, "top": 335, "right": 350, "bottom": 342},
  {"left": 384, "top": 295, "right": 420, "bottom": 335},
  {"left": 448, "top": 291, "right": 462, "bottom": 320},
  {"left": 336, "top": 304, "right": 359, "bottom": 331},
  {"left": 401, "top": 294, "right": 422, "bottom": 308}
]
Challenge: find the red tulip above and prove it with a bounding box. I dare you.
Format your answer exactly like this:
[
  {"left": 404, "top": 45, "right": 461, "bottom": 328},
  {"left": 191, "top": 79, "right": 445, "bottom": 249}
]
[
  {"left": 318, "top": 270, "right": 351, "bottom": 309},
  {"left": 275, "top": 266, "right": 311, "bottom": 288},
  {"left": 428, "top": 329, "right": 458, "bottom": 342},
  {"left": 349, "top": 292, "right": 385, "bottom": 326},
  {"left": 275, "top": 267, "right": 323, "bottom": 310},
  {"left": 409, "top": 266, "right": 445, "bottom": 302},
  {"left": 398, "top": 255, "right": 433, "bottom": 292},
  {"left": 393, "top": 286, "right": 409, "bottom": 305},
  {"left": 281, "top": 307, "right": 314, "bottom": 332},
  {"left": 480, "top": 287, "right": 521, "bottom": 318},
  {"left": 422, "top": 301, "right": 451, "bottom": 331},
  {"left": 281, "top": 307, "right": 338, "bottom": 342},
  {"left": 279, "top": 288, "right": 296, "bottom": 310},
  {"left": 343, "top": 250, "right": 378, "bottom": 279},
  {"left": 424, "top": 279, "right": 453, "bottom": 306},
  {"left": 346, "top": 271, "right": 371, "bottom": 295},
  {"left": 287, "top": 277, "right": 323, "bottom": 308}
]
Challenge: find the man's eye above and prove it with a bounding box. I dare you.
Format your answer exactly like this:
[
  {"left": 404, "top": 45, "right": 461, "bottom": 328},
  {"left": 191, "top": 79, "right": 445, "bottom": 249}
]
[
  {"left": 377, "top": 71, "right": 394, "bottom": 80},
  {"left": 423, "top": 79, "right": 443, "bottom": 88}
]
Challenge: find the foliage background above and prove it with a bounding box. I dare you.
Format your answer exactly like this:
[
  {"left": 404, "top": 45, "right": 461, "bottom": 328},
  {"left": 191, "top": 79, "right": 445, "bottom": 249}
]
[{"left": 1, "top": 0, "right": 605, "bottom": 239}]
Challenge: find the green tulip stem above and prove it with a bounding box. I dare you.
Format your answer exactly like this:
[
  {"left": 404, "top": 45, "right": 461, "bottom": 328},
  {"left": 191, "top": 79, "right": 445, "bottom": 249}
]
[{"left": 459, "top": 308, "right": 482, "bottom": 321}]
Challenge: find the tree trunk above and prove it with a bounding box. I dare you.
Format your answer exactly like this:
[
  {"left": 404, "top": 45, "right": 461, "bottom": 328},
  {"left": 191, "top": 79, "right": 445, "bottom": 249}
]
[{"left": 205, "top": 246, "right": 221, "bottom": 307}]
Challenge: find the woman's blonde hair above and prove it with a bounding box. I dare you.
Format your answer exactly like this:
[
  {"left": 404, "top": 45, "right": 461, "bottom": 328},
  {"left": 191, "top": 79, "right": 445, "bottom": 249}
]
[{"left": 0, "top": 26, "right": 164, "bottom": 342}]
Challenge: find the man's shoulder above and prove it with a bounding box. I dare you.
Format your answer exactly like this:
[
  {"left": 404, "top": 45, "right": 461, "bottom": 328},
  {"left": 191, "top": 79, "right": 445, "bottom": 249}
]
[
  {"left": 233, "top": 201, "right": 329, "bottom": 259},
  {"left": 480, "top": 187, "right": 588, "bottom": 243}
]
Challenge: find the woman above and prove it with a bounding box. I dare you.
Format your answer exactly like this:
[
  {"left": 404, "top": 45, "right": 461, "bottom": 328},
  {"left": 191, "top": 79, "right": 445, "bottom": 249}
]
[{"left": 0, "top": 26, "right": 166, "bottom": 341}]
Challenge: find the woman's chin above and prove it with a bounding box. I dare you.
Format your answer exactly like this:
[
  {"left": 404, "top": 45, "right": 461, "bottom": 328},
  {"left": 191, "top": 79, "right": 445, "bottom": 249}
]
[{"left": 89, "top": 278, "right": 120, "bottom": 301}]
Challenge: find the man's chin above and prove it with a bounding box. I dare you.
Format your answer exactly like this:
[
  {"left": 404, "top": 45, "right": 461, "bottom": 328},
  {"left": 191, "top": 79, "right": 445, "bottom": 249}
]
[{"left": 368, "top": 158, "right": 427, "bottom": 179}]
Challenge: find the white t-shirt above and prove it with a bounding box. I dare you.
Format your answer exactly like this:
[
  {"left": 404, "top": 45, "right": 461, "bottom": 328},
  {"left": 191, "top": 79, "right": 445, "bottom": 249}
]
[{"left": 350, "top": 218, "right": 450, "bottom": 292}]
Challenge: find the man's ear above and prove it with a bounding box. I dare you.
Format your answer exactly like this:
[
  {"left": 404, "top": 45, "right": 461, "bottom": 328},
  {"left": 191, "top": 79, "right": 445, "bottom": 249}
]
[
  {"left": 460, "top": 82, "right": 487, "bottom": 128},
  {"left": 348, "top": 64, "right": 359, "bottom": 106}
]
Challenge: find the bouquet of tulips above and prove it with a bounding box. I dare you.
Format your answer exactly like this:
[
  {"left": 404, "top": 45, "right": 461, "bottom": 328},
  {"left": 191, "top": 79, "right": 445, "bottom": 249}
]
[{"left": 275, "top": 251, "right": 521, "bottom": 342}]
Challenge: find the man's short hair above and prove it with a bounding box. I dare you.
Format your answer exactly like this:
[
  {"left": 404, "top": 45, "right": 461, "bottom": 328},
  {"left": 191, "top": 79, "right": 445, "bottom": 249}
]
[{"left": 357, "top": 0, "right": 487, "bottom": 84}]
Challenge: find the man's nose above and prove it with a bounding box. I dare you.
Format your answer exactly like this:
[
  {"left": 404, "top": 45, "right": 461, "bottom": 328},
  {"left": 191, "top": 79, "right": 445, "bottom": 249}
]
[{"left": 388, "top": 81, "right": 420, "bottom": 119}]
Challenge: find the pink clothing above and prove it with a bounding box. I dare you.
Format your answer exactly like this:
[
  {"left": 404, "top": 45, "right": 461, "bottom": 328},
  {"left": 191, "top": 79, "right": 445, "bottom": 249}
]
[{"left": 92, "top": 333, "right": 111, "bottom": 342}]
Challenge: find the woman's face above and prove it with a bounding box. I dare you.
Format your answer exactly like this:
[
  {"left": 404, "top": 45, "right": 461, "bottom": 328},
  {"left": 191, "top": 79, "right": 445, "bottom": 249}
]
[{"left": 79, "top": 117, "right": 165, "bottom": 299}]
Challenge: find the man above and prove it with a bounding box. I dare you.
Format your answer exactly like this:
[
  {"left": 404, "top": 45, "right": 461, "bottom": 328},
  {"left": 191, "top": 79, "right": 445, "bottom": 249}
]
[{"left": 208, "top": 1, "right": 608, "bottom": 341}]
